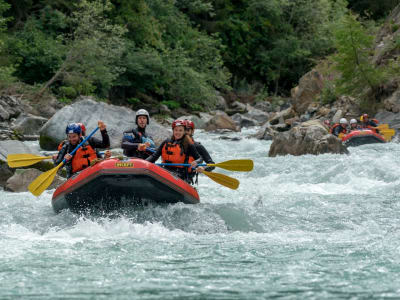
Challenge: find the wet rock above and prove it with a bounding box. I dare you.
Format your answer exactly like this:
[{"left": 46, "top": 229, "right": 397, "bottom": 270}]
[
  {"left": 268, "top": 120, "right": 348, "bottom": 157},
  {"left": 204, "top": 112, "right": 240, "bottom": 132},
  {"left": 39, "top": 97, "right": 170, "bottom": 150},
  {"left": 219, "top": 136, "right": 242, "bottom": 141},
  {"left": 252, "top": 123, "right": 277, "bottom": 141},
  {"left": 12, "top": 113, "right": 48, "bottom": 135},
  {"left": 5, "top": 168, "right": 65, "bottom": 192}
]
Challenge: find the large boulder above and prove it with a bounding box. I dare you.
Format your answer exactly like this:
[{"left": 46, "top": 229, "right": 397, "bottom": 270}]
[
  {"left": 12, "top": 113, "right": 48, "bottom": 135},
  {"left": 383, "top": 89, "right": 400, "bottom": 113},
  {"left": 268, "top": 120, "right": 349, "bottom": 157},
  {"left": 252, "top": 122, "right": 278, "bottom": 141},
  {"left": 39, "top": 98, "right": 170, "bottom": 150},
  {"left": 204, "top": 112, "right": 239, "bottom": 132},
  {"left": 269, "top": 106, "right": 296, "bottom": 125},
  {"left": 291, "top": 69, "right": 324, "bottom": 116},
  {"left": 0, "top": 140, "right": 40, "bottom": 186},
  {"left": 5, "top": 168, "right": 65, "bottom": 192}
]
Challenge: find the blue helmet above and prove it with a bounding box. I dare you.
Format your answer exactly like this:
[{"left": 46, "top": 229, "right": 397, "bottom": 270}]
[{"left": 65, "top": 123, "right": 82, "bottom": 135}]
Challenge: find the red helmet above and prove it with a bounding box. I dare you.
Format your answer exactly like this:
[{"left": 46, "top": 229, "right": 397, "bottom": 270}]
[
  {"left": 77, "top": 123, "right": 86, "bottom": 134},
  {"left": 172, "top": 119, "right": 186, "bottom": 129},
  {"left": 362, "top": 113, "right": 369, "bottom": 119},
  {"left": 185, "top": 119, "right": 195, "bottom": 130}
]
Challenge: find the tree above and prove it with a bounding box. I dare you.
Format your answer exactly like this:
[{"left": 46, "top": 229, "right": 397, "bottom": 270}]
[
  {"left": 36, "top": 0, "right": 126, "bottom": 98},
  {"left": 331, "top": 14, "right": 386, "bottom": 99}
]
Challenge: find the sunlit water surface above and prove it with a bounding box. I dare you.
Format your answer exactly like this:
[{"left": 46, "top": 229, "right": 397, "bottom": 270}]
[{"left": 1, "top": 128, "right": 400, "bottom": 299}]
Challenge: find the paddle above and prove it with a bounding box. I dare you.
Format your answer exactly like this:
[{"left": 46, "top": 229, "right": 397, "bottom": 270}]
[
  {"left": 157, "top": 159, "right": 253, "bottom": 172},
  {"left": 202, "top": 170, "right": 239, "bottom": 190},
  {"left": 28, "top": 127, "right": 100, "bottom": 197},
  {"left": 377, "top": 124, "right": 396, "bottom": 142},
  {"left": 7, "top": 154, "right": 53, "bottom": 168}
]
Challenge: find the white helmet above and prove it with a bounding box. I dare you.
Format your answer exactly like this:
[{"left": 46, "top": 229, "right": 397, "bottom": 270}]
[
  {"left": 339, "top": 118, "right": 348, "bottom": 124},
  {"left": 350, "top": 118, "right": 357, "bottom": 124},
  {"left": 135, "top": 109, "right": 150, "bottom": 125}
]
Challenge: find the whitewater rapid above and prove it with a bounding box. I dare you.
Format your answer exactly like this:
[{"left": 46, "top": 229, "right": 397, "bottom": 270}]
[{"left": 1, "top": 128, "right": 400, "bottom": 299}]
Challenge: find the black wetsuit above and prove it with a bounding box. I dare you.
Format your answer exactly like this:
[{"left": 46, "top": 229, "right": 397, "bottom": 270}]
[
  {"left": 54, "top": 129, "right": 110, "bottom": 178},
  {"left": 121, "top": 127, "right": 154, "bottom": 159},
  {"left": 361, "top": 120, "right": 378, "bottom": 128},
  {"left": 332, "top": 124, "right": 347, "bottom": 137},
  {"left": 146, "top": 138, "right": 202, "bottom": 183}
]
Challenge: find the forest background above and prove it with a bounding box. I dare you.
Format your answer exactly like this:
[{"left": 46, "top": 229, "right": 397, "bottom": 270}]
[{"left": 0, "top": 0, "right": 398, "bottom": 112}]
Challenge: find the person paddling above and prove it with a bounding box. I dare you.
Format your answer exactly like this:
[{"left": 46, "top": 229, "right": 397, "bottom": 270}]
[
  {"left": 122, "top": 109, "right": 155, "bottom": 159},
  {"left": 146, "top": 119, "right": 203, "bottom": 183},
  {"left": 330, "top": 118, "right": 348, "bottom": 137},
  {"left": 360, "top": 113, "right": 378, "bottom": 131},
  {"left": 54, "top": 122, "right": 110, "bottom": 178},
  {"left": 184, "top": 119, "right": 215, "bottom": 173}
]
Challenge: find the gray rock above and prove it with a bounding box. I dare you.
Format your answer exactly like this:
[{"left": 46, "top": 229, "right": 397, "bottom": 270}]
[
  {"left": 0, "top": 95, "right": 23, "bottom": 121},
  {"left": 216, "top": 95, "right": 228, "bottom": 111},
  {"left": 244, "top": 108, "right": 270, "bottom": 124},
  {"left": 178, "top": 115, "right": 207, "bottom": 129},
  {"left": 226, "top": 101, "right": 247, "bottom": 115},
  {"left": 332, "top": 109, "right": 343, "bottom": 124},
  {"left": 252, "top": 122, "right": 277, "bottom": 141},
  {"left": 204, "top": 112, "right": 240, "bottom": 132},
  {"left": 268, "top": 120, "right": 348, "bottom": 157},
  {"left": 254, "top": 101, "right": 272, "bottom": 112},
  {"left": 383, "top": 89, "right": 400, "bottom": 113},
  {"left": 39, "top": 98, "right": 170, "bottom": 150},
  {"left": 5, "top": 168, "right": 65, "bottom": 192},
  {"left": 12, "top": 113, "right": 48, "bottom": 135},
  {"left": 159, "top": 104, "right": 171, "bottom": 115},
  {"left": 231, "top": 113, "right": 257, "bottom": 128},
  {"left": 269, "top": 106, "right": 295, "bottom": 125},
  {"left": 0, "top": 140, "right": 40, "bottom": 186}
]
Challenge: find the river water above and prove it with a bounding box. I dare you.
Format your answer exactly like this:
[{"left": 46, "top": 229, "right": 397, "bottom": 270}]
[{"left": 1, "top": 128, "right": 400, "bottom": 299}]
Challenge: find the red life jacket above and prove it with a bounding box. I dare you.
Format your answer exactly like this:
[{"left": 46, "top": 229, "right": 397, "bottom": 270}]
[
  {"left": 71, "top": 143, "right": 97, "bottom": 173},
  {"left": 161, "top": 139, "right": 194, "bottom": 172}
]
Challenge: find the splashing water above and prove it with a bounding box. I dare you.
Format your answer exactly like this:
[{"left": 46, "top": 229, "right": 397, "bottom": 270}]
[{"left": 1, "top": 128, "right": 400, "bottom": 299}]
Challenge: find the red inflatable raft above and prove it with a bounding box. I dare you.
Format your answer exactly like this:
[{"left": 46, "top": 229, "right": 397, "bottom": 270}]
[
  {"left": 341, "top": 129, "right": 386, "bottom": 147},
  {"left": 52, "top": 158, "right": 200, "bottom": 213}
]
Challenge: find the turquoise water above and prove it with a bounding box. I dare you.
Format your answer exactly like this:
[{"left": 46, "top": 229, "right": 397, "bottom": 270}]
[{"left": 1, "top": 129, "right": 400, "bottom": 299}]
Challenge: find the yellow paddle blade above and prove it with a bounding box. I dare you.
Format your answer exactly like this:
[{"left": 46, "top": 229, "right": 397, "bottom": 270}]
[
  {"left": 377, "top": 124, "right": 389, "bottom": 130},
  {"left": 28, "top": 163, "right": 63, "bottom": 196},
  {"left": 208, "top": 159, "right": 254, "bottom": 172},
  {"left": 202, "top": 171, "right": 239, "bottom": 190},
  {"left": 379, "top": 129, "right": 396, "bottom": 142},
  {"left": 7, "top": 153, "right": 53, "bottom": 168}
]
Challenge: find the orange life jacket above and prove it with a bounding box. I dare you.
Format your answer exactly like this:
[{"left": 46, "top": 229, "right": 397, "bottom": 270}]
[
  {"left": 161, "top": 139, "right": 194, "bottom": 172},
  {"left": 58, "top": 140, "right": 66, "bottom": 151},
  {"left": 71, "top": 143, "right": 97, "bottom": 173},
  {"left": 329, "top": 123, "right": 347, "bottom": 135}
]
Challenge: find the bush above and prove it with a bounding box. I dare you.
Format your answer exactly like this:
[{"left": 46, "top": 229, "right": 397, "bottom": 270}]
[
  {"left": 58, "top": 86, "right": 77, "bottom": 99},
  {"left": 161, "top": 100, "right": 180, "bottom": 110}
]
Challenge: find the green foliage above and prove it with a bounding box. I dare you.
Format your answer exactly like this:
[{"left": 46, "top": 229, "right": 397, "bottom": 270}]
[
  {"left": 331, "top": 14, "right": 387, "bottom": 98},
  {"left": 161, "top": 100, "right": 180, "bottom": 110},
  {"left": 127, "top": 97, "right": 141, "bottom": 105},
  {"left": 58, "top": 86, "right": 77, "bottom": 99}
]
